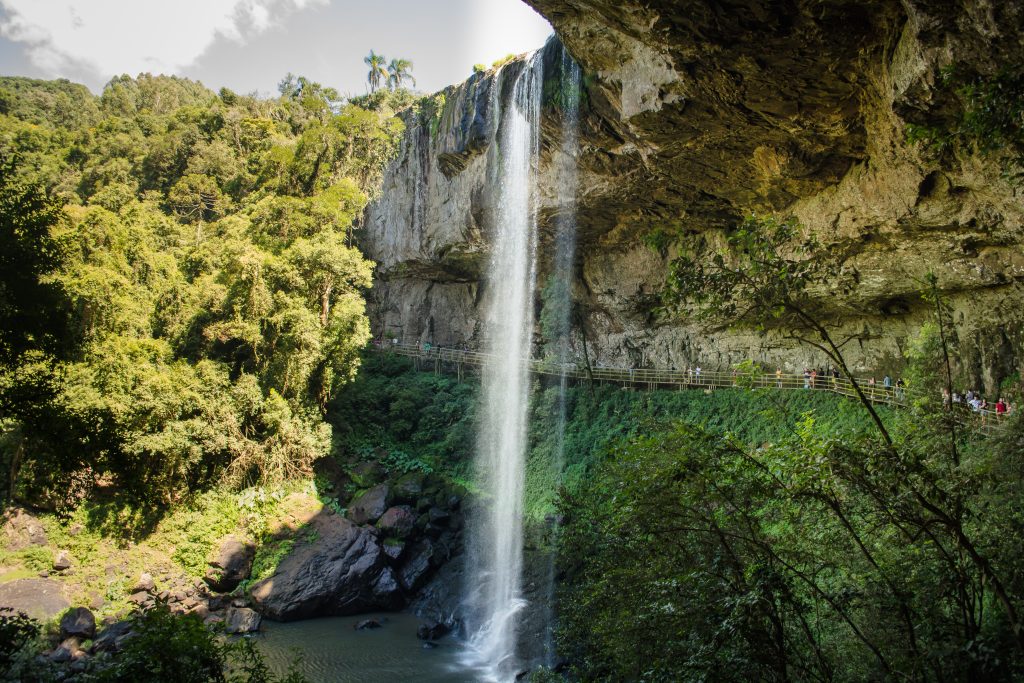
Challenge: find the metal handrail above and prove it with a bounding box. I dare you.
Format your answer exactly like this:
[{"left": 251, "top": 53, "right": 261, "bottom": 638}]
[{"left": 370, "top": 341, "right": 1011, "bottom": 429}]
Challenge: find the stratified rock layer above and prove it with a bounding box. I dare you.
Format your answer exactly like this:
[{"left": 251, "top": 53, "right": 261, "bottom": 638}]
[{"left": 364, "top": 2, "right": 1024, "bottom": 392}]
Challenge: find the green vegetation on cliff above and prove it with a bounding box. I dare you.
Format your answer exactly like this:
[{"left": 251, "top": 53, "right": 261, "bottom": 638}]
[{"left": 333, "top": 353, "right": 889, "bottom": 522}]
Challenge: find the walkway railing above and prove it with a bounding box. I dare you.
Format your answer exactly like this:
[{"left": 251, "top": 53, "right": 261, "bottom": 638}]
[{"left": 371, "top": 341, "right": 1010, "bottom": 431}]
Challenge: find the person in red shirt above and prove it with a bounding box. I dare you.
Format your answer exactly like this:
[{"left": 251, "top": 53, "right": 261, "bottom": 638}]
[{"left": 996, "top": 398, "right": 1008, "bottom": 415}]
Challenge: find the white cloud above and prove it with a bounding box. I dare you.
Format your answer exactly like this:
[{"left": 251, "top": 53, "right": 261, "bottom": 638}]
[
  {"left": 0, "top": 0, "right": 327, "bottom": 83},
  {"left": 469, "top": 0, "right": 552, "bottom": 67}
]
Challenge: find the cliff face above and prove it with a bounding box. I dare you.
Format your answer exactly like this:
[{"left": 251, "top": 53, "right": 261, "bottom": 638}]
[{"left": 364, "top": 1, "right": 1024, "bottom": 393}]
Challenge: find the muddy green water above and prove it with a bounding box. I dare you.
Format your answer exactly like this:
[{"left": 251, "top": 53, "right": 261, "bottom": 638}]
[{"left": 256, "top": 613, "right": 481, "bottom": 682}]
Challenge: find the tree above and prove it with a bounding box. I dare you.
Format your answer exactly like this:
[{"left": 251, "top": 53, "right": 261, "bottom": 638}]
[
  {"left": 0, "top": 153, "right": 72, "bottom": 363},
  {"left": 167, "top": 173, "right": 225, "bottom": 224},
  {"left": 387, "top": 58, "right": 416, "bottom": 90},
  {"left": 657, "top": 212, "right": 1024, "bottom": 661},
  {"left": 664, "top": 213, "right": 892, "bottom": 444},
  {"left": 364, "top": 51, "right": 388, "bottom": 93}
]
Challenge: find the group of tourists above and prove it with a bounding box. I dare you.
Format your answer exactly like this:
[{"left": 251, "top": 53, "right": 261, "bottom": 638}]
[
  {"left": 944, "top": 387, "right": 1012, "bottom": 417},
  {"left": 377, "top": 338, "right": 1017, "bottom": 423},
  {"left": 798, "top": 367, "right": 842, "bottom": 390}
]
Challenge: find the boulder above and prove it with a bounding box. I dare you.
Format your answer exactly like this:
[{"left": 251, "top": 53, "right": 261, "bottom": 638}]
[
  {"left": 399, "top": 539, "right": 436, "bottom": 593},
  {"left": 92, "top": 620, "right": 134, "bottom": 653},
  {"left": 2, "top": 508, "right": 48, "bottom": 550},
  {"left": 250, "top": 514, "right": 404, "bottom": 621},
  {"left": 132, "top": 572, "right": 155, "bottom": 593},
  {"left": 50, "top": 637, "right": 82, "bottom": 663},
  {"left": 0, "top": 578, "right": 69, "bottom": 621},
  {"left": 416, "top": 619, "right": 450, "bottom": 640},
  {"left": 224, "top": 607, "right": 262, "bottom": 634},
  {"left": 347, "top": 484, "right": 391, "bottom": 525},
  {"left": 52, "top": 550, "right": 72, "bottom": 571},
  {"left": 428, "top": 507, "right": 451, "bottom": 526},
  {"left": 382, "top": 540, "right": 405, "bottom": 562},
  {"left": 127, "top": 591, "right": 149, "bottom": 606},
  {"left": 349, "top": 461, "right": 385, "bottom": 488},
  {"left": 313, "top": 456, "right": 352, "bottom": 494},
  {"left": 354, "top": 618, "right": 382, "bottom": 630},
  {"left": 203, "top": 535, "right": 256, "bottom": 592},
  {"left": 376, "top": 505, "right": 416, "bottom": 538},
  {"left": 393, "top": 472, "right": 425, "bottom": 502},
  {"left": 188, "top": 603, "right": 210, "bottom": 620},
  {"left": 60, "top": 607, "right": 96, "bottom": 640}
]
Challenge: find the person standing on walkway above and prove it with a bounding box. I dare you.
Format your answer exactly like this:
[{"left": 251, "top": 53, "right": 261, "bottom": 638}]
[
  {"left": 776, "top": 367, "right": 783, "bottom": 388},
  {"left": 695, "top": 366, "right": 702, "bottom": 385},
  {"left": 883, "top": 375, "right": 892, "bottom": 399},
  {"left": 803, "top": 368, "right": 810, "bottom": 389}
]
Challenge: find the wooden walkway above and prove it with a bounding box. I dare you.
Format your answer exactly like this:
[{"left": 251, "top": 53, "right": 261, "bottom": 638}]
[{"left": 372, "top": 341, "right": 1009, "bottom": 430}]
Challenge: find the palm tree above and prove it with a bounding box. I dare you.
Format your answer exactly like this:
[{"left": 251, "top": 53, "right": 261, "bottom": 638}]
[
  {"left": 387, "top": 58, "right": 416, "bottom": 90},
  {"left": 364, "top": 51, "right": 388, "bottom": 93}
]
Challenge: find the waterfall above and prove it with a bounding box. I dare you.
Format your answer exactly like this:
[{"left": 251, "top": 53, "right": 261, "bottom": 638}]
[
  {"left": 542, "top": 46, "right": 581, "bottom": 667},
  {"left": 462, "top": 50, "right": 543, "bottom": 682}
]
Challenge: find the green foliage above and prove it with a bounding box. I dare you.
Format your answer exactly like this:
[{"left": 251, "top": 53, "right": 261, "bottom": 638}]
[
  {"left": 246, "top": 537, "right": 296, "bottom": 587},
  {"left": 386, "top": 58, "right": 416, "bottom": 91},
  {"left": 0, "top": 73, "right": 403, "bottom": 512},
  {"left": 89, "top": 602, "right": 307, "bottom": 682},
  {"left": 663, "top": 213, "right": 824, "bottom": 331},
  {"left": 364, "top": 51, "right": 389, "bottom": 94},
  {"left": 542, "top": 61, "right": 590, "bottom": 114},
  {"left": 329, "top": 353, "right": 476, "bottom": 478},
  {"left": 492, "top": 54, "right": 517, "bottom": 69},
  {"left": 524, "top": 380, "right": 886, "bottom": 522},
  {"left": 418, "top": 92, "right": 447, "bottom": 141},
  {"left": 558, "top": 410, "right": 1024, "bottom": 681},
  {"left": 0, "top": 76, "right": 99, "bottom": 131},
  {"left": 906, "top": 66, "right": 1024, "bottom": 177},
  {"left": 0, "top": 608, "right": 44, "bottom": 682},
  {"left": 341, "top": 354, "right": 884, "bottom": 523},
  {"left": 0, "top": 152, "right": 74, "bottom": 363}
]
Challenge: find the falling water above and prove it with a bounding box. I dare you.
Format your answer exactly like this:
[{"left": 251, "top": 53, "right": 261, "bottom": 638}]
[
  {"left": 542, "top": 46, "right": 581, "bottom": 667},
  {"left": 462, "top": 51, "right": 544, "bottom": 682},
  {"left": 552, "top": 48, "right": 581, "bottom": 467}
]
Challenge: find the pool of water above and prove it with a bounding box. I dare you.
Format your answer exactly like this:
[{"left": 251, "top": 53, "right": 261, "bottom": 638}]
[{"left": 255, "top": 613, "right": 482, "bottom": 682}]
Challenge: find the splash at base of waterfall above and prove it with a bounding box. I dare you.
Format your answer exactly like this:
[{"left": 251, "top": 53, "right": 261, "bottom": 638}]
[{"left": 460, "top": 597, "right": 529, "bottom": 681}]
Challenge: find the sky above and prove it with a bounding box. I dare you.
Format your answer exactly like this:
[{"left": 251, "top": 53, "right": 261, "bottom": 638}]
[{"left": 0, "top": 0, "right": 554, "bottom": 97}]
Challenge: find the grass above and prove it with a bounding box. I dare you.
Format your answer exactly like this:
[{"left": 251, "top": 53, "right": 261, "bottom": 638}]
[{"left": 0, "top": 481, "right": 327, "bottom": 618}]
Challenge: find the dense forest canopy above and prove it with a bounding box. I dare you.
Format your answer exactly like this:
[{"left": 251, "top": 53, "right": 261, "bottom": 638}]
[{"left": 0, "top": 72, "right": 411, "bottom": 515}]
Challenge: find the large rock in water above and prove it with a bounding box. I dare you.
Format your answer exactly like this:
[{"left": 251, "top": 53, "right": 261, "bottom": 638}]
[
  {"left": 250, "top": 514, "right": 402, "bottom": 621},
  {"left": 224, "top": 607, "right": 262, "bottom": 634}
]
